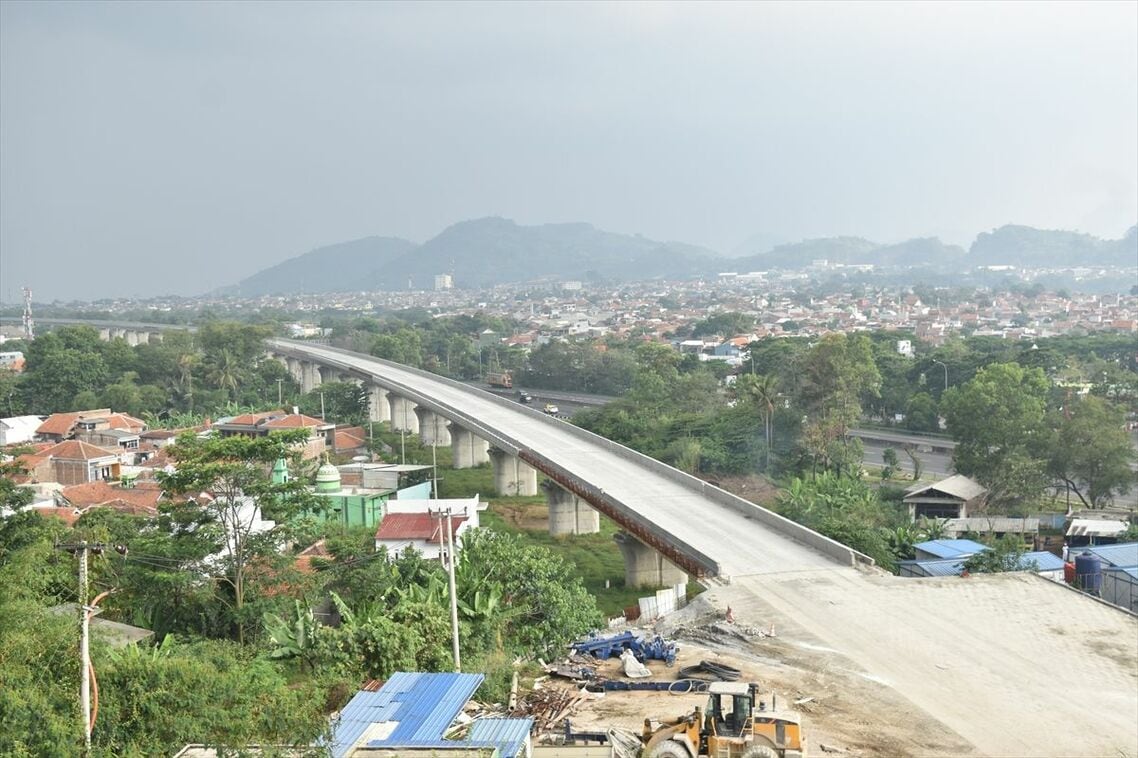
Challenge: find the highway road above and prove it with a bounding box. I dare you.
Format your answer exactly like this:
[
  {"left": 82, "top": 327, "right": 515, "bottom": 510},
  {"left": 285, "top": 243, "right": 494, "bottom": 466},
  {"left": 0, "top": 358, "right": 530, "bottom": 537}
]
[
  {"left": 861, "top": 440, "right": 953, "bottom": 478},
  {"left": 271, "top": 340, "right": 858, "bottom": 578}
]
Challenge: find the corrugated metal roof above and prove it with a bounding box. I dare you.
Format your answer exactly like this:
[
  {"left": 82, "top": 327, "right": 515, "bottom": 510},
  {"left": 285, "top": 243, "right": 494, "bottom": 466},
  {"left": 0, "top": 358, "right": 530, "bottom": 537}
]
[
  {"left": 943, "top": 517, "right": 1040, "bottom": 534},
  {"left": 468, "top": 718, "right": 534, "bottom": 758},
  {"left": 375, "top": 512, "right": 468, "bottom": 541},
  {"left": 330, "top": 672, "right": 484, "bottom": 758},
  {"left": 1104, "top": 565, "right": 1138, "bottom": 581},
  {"left": 900, "top": 551, "right": 1064, "bottom": 577},
  {"left": 1018, "top": 551, "right": 1065, "bottom": 571},
  {"left": 904, "top": 558, "right": 967, "bottom": 577},
  {"left": 914, "top": 539, "right": 988, "bottom": 559},
  {"left": 904, "top": 474, "right": 987, "bottom": 502},
  {"left": 1075, "top": 542, "right": 1138, "bottom": 568},
  {"left": 1066, "top": 519, "right": 1128, "bottom": 538}
]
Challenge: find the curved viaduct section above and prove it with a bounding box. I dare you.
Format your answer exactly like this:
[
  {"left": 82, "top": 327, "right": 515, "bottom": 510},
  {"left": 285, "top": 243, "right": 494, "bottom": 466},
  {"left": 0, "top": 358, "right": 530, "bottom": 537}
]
[{"left": 268, "top": 339, "right": 873, "bottom": 584}]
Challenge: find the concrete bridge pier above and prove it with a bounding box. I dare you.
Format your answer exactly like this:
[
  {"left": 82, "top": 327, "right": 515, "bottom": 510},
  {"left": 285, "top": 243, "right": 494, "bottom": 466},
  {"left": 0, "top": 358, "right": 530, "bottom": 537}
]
[
  {"left": 367, "top": 384, "right": 390, "bottom": 423},
  {"left": 542, "top": 480, "right": 600, "bottom": 535},
  {"left": 614, "top": 532, "right": 688, "bottom": 589},
  {"left": 111, "top": 328, "right": 126, "bottom": 341},
  {"left": 388, "top": 395, "right": 419, "bottom": 433},
  {"left": 98, "top": 328, "right": 111, "bottom": 341},
  {"left": 320, "top": 366, "right": 345, "bottom": 384},
  {"left": 415, "top": 407, "right": 451, "bottom": 446},
  {"left": 488, "top": 447, "right": 538, "bottom": 496},
  {"left": 301, "top": 361, "right": 322, "bottom": 393},
  {"left": 124, "top": 330, "right": 139, "bottom": 346},
  {"left": 286, "top": 358, "right": 304, "bottom": 387},
  {"left": 448, "top": 423, "right": 489, "bottom": 469}
]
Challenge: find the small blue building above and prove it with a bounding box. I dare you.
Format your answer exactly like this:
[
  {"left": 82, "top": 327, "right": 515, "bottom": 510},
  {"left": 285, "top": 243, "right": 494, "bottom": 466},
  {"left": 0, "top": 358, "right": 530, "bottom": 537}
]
[
  {"left": 329, "top": 672, "right": 532, "bottom": 758},
  {"left": 898, "top": 550, "right": 1066, "bottom": 580}
]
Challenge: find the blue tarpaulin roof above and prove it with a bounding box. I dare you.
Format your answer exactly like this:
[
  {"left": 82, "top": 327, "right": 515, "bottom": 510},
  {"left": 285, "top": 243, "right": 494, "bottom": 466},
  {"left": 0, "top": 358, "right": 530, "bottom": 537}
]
[{"left": 914, "top": 539, "right": 989, "bottom": 559}]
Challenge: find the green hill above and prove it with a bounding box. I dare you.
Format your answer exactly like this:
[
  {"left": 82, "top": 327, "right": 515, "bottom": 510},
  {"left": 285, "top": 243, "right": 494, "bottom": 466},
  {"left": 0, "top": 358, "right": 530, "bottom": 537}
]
[
  {"left": 227, "top": 236, "right": 417, "bottom": 296},
  {"left": 969, "top": 224, "right": 1137, "bottom": 267}
]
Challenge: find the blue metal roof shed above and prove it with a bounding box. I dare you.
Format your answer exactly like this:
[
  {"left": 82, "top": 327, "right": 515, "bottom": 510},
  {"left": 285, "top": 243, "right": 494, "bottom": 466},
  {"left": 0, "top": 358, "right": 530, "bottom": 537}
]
[
  {"left": 1018, "top": 551, "right": 1066, "bottom": 572},
  {"left": 329, "top": 672, "right": 534, "bottom": 758},
  {"left": 898, "top": 551, "right": 1065, "bottom": 578},
  {"left": 467, "top": 718, "right": 534, "bottom": 758},
  {"left": 330, "top": 672, "right": 483, "bottom": 758},
  {"left": 914, "top": 539, "right": 989, "bottom": 561},
  {"left": 1076, "top": 542, "right": 1138, "bottom": 569},
  {"left": 898, "top": 558, "right": 966, "bottom": 578}
]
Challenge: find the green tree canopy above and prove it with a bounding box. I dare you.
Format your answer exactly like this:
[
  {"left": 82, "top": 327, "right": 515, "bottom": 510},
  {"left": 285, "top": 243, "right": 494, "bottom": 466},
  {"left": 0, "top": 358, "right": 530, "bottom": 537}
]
[{"left": 941, "top": 362, "right": 1050, "bottom": 509}]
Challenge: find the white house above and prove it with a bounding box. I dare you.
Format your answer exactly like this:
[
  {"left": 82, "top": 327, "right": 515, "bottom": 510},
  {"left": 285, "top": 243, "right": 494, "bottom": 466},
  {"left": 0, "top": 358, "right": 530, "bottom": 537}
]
[{"left": 1, "top": 415, "right": 45, "bottom": 446}]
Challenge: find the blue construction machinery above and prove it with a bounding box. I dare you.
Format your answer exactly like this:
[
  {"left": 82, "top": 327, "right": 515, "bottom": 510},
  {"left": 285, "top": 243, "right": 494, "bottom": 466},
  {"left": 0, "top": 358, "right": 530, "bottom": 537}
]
[{"left": 570, "top": 631, "right": 678, "bottom": 666}]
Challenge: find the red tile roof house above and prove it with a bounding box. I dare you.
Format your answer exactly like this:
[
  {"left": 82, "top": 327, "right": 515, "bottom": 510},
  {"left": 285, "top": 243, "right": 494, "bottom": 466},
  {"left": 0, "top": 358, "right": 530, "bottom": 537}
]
[
  {"left": 35, "top": 409, "right": 146, "bottom": 443},
  {"left": 374, "top": 503, "right": 480, "bottom": 561},
  {"left": 212, "top": 412, "right": 333, "bottom": 460},
  {"left": 56, "top": 480, "right": 163, "bottom": 518},
  {"left": 333, "top": 426, "right": 368, "bottom": 455},
  {"left": 20, "top": 440, "right": 124, "bottom": 486}
]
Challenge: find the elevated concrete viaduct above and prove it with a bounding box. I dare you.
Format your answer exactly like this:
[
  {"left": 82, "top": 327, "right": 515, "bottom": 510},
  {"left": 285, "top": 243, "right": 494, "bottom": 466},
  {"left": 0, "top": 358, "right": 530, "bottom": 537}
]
[{"left": 266, "top": 339, "right": 870, "bottom": 587}]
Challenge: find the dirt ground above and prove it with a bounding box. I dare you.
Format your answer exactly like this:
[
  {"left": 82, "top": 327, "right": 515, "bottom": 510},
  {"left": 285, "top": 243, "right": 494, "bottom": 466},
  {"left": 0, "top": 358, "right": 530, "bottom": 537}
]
[
  {"left": 539, "top": 596, "right": 974, "bottom": 758},
  {"left": 538, "top": 571, "right": 1138, "bottom": 758}
]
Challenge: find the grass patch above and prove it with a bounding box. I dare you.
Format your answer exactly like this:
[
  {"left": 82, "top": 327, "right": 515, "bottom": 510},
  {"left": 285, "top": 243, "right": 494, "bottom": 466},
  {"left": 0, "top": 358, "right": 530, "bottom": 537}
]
[
  {"left": 438, "top": 465, "right": 494, "bottom": 499},
  {"left": 481, "top": 501, "right": 651, "bottom": 616}
]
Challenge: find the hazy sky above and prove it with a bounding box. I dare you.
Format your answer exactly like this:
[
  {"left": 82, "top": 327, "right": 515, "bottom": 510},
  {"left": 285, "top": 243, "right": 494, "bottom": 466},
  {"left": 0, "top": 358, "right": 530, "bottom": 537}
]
[{"left": 2, "top": 1, "right": 1135, "bottom": 301}]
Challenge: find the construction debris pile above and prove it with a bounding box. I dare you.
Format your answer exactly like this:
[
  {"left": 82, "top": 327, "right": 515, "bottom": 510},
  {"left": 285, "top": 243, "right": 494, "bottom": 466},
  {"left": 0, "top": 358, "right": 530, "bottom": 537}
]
[{"left": 570, "top": 630, "right": 678, "bottom": 666}]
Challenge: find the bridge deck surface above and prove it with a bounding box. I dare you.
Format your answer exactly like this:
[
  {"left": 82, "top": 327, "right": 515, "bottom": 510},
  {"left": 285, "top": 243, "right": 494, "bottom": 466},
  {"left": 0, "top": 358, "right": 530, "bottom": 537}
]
[{"left": 277, "top": 342, "right": 838, "bottom": 578}]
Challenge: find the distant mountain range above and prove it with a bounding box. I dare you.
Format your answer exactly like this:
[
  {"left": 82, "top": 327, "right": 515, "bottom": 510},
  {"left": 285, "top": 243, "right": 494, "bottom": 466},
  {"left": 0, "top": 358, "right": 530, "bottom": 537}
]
[{"left": 222, "top": 219, "right": 1137, "bottom": 295}]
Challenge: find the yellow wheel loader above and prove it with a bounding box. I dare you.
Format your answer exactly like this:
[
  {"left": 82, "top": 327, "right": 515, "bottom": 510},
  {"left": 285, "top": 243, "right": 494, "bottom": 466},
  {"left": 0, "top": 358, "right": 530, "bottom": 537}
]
[{"left": 641, "top": 682, "right": 805, "bottom": 758}]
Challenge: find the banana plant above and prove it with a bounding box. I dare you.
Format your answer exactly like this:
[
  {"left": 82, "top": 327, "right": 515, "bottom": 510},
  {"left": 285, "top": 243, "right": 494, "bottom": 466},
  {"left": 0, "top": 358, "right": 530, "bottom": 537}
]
[{"left": 262, "top": 600, "right": 318, "bottom": 671}]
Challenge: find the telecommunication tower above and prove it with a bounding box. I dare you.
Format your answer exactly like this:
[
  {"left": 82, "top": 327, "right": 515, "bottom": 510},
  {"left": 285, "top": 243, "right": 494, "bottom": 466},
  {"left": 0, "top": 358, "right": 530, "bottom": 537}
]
[{"left": 22, "top": 286, "right": 34, "bottom": 340}]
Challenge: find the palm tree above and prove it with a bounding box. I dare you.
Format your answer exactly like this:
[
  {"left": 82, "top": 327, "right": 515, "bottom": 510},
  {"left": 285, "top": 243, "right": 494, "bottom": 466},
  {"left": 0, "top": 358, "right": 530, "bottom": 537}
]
[
  {"left": 175, "top": 353, "right": 198, "bottom": 412},
  {"left": 738, "top": 373, "right": 779, "bottom": 470},
  {"left": 209, "top": 350, "right": 241, "bottom": 399}
]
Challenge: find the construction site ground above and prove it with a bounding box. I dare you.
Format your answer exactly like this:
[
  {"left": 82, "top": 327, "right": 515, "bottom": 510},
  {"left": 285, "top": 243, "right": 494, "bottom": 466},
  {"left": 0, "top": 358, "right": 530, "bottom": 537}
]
[{"left": 540, "top": 570, "right": 1138, "bottom": 758}]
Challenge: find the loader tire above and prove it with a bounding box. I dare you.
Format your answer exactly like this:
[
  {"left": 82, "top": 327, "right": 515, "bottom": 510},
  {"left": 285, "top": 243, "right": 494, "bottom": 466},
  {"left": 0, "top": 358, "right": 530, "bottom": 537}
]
[
  {"left": 650, "top": 741, "right": 692, "bottom": 758},
  {"left": 741, "top": 746, "right": 777, "bottom": 758}
]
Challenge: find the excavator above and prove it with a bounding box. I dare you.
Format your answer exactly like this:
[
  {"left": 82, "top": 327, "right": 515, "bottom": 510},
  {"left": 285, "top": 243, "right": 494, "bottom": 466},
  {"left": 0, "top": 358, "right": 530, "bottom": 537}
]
[{"left": 641, "top": 682, "right": 805, "bottom": 758}]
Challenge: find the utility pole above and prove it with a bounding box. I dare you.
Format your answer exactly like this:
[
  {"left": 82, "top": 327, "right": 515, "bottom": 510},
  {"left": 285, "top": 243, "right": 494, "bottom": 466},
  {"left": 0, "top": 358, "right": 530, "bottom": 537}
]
[
  {"left": 319, "top": 391, "right": 326, "bottom": 421},
  {"left": 276, "top": 379, "right": 283, "bottom": 406},
  {"left": 932, "top": 360, "right": 949, "bottom": 393},
  {"left": 56, "top": 541, "right": 123, "bottom": 753},
  {"left": 77, "top": 543, "right": 91, "bottom": 755},
  {"left": 431, "top": 508, "right": 462, "bottom": 672}
]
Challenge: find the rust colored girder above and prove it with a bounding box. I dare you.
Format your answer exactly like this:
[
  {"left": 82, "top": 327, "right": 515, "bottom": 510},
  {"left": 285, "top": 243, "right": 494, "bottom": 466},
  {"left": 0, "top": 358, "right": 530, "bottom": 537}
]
[{"left": 518, "top": 450, "right": 716, "bottom": 579}]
